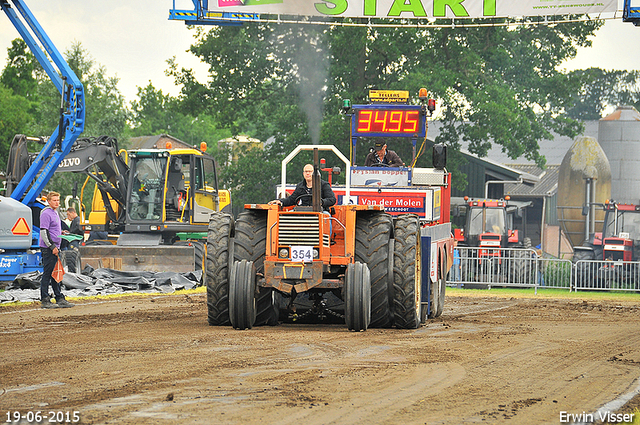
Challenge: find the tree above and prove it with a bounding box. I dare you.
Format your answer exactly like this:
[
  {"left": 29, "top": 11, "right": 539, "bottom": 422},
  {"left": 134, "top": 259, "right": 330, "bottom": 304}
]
[
  {"left": 172, "top": 18, "right": 605, "bottom": 195},
  {"left": 0, "top": 85, "right": 32, "bottom": 171},
  {"left": 566, "top": 68, "right": 640, "bottom": 120},
  {"left": 32, "top": 42, "right": 128, "bottom": 142},
  {"left": 0, "top": 38, "right": 41, "bottom": 101},
  {"left": 31, "top": 42, "right": 129, "bottom": 200},
  {"left": 130, "top": 82, "right": 231, "bottom": 146}
]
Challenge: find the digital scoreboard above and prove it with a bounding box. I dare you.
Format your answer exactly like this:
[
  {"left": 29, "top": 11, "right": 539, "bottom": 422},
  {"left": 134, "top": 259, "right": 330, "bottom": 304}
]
[{"left": 351, "top": 105, "right": 426, "bottom": 138}]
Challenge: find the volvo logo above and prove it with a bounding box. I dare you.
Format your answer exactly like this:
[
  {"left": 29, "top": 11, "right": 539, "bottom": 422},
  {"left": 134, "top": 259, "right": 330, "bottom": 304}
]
[{"left": 58, "top": 157, "right": 81, "bottom": 168}]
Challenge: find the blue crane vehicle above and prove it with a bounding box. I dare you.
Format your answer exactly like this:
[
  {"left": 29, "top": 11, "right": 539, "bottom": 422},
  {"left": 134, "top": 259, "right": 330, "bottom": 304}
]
[
  {"left": 0, "top": 0, "right": 85, "bottom": 283},
  {"left": 169, "top": 0, "right": 258, "bottom": 26},
  {"left": 624, "top": 0, "right": 640, "bottom": 25}
]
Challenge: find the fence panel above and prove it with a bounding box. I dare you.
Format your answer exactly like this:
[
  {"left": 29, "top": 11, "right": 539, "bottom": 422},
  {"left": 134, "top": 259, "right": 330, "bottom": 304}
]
[
  {"left": 537, "top": 257, "right": 572, "bottom": 289},
  {"left": 450, "top": 248, "right": 640, "bottom": 292},
  {"left": 573, "top": 260, "right": 640, "bottom": 291},
  {"left": 451, "top": 247, "right": 539, "bottom": 288}
]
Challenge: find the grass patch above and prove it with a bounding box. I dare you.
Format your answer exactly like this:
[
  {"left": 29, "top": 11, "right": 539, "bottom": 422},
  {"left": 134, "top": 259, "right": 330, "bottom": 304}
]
[{"left": 446, "top": 286, "right": 640, "bottom": 303}]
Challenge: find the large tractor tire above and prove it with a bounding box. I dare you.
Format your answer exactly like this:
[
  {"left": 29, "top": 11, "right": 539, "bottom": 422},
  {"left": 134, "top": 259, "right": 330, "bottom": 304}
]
[
  {"left": 234, "top": 210, "right": 278, "bottom": 326},
  {"left": 193, "top": 241, "right": 206, "bottom": 279},
  {"left": 354, "top": 211, "right": 394, "bottom": 328},
  {"left": 174, "top": 240, "right": 207, "bottom": 282},
  {"left": 507, "top": 248, "right": 536, "bottom": 285},
  {"left": 206, "top": 212, "right": 234, "bottom": 326},
  {"left": 573, "top": 248, "right": 597, "bottom": 289},
  {"left": 229, "top": 260, "right": 257, "bottom": 330},
  {"left": 61, "top": 248, "right": 81, "bottom": 274},
  {"left": 427, "top": 256, "right": 447, "bottom": 320},
  {"left": 392, "top": 214, "right": 421, "bottom": 329},
  {"left": 344, "top": 262, "right": 371, "bottom": 332}
]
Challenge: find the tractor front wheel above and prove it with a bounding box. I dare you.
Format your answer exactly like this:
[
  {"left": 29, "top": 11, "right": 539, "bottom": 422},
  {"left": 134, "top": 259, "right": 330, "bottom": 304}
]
[
  {"left": 229, "top": 260, "right": 257, "bottom": 330},
  {"left": 344, "top": 262, "right": 371, "bottom": 332},
  {"left": 234, "top": 210, "right": 278, "bottom": 326}
]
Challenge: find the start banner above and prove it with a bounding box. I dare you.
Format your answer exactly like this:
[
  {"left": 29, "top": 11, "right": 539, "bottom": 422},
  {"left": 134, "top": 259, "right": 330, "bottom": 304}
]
[{"left": 210, "top": 0, "right": 617, "bottom": 19}]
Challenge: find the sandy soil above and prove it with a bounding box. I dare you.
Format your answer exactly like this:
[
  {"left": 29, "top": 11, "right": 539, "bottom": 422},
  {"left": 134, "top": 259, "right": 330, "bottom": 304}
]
[{"left": 1, "top": 292, "right": 639, "bottom": 425}]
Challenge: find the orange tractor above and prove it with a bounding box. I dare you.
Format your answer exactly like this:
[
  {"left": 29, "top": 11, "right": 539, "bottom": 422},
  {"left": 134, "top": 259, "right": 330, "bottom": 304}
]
[{"left": 206, "top": 143, "right": 451, "bottom": 331}]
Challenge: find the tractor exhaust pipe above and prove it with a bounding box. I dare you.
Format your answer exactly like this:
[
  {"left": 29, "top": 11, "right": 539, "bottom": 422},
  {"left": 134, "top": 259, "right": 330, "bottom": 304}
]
[{"left": 312, "top": 148, "right": 322, "bottom": 212}]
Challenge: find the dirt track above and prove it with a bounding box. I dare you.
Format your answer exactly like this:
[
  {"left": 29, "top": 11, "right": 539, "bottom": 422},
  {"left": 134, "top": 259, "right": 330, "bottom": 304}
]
[{"left": 1, "top": 292, "right": 640, "bottom": 425}]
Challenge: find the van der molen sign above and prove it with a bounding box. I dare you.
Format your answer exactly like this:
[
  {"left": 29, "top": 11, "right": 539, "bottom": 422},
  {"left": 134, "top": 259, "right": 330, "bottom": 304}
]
[{"left": 212, "top": 0, "right": 617, "bottom": 19}]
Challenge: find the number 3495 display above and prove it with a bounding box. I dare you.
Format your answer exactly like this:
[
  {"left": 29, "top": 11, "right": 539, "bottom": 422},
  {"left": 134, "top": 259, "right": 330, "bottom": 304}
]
[{"left": 356, "top": 109, "right": 420, "bottom": 134}]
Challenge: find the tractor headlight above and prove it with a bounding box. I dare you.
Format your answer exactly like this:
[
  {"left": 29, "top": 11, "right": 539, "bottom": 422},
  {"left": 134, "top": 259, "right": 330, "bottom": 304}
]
[
  {"left": 279, "top": 248, "right": 289, "bottom": 259},
  {"left": 313, "top": 248, "right": 319, "bottom": 259}
]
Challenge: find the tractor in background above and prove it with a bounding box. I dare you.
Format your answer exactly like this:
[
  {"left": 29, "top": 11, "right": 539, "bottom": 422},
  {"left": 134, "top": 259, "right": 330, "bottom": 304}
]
[
  {"left": 453, "top": 196, "right": 535, "bottom": 286},
  {"left": 573, "top": 200, "right": 640, "bottom": 289}
]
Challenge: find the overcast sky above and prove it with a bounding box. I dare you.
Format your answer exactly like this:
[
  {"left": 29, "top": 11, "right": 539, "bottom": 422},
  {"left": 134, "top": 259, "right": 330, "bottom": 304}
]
[{"left": 1, "top": 0, "right": 637, "bottom": 105}]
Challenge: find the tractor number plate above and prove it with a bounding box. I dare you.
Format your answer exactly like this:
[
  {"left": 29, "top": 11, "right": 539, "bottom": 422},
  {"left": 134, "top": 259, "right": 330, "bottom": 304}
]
[{"left": 290, "top": 246, "right": 313, "bottom": 263}]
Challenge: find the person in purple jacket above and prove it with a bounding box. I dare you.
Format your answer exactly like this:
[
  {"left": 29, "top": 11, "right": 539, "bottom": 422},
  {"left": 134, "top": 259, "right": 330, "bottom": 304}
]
[{"left": 39, "top": 191, "right": 74, "bottom": 309}]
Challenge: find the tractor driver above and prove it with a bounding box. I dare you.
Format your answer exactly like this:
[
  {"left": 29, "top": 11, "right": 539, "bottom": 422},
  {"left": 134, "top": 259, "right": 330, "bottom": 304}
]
[
  {"left": 364, "top": 142, "right": 403, "bottom": 167},
  {"left": 268, "top": 164, "right": 336, "bottom": 211}
]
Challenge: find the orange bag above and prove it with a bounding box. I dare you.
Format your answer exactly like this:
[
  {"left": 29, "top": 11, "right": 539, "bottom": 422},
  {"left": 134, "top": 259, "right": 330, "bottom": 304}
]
[{"left": 52, "top": 257, "right": 65, "bottom": 283}]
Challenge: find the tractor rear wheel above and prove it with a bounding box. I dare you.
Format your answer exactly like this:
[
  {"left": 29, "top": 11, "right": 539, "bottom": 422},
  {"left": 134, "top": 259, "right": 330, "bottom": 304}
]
[
  {"left": 234, "top": 210, "right": 278, "bottom": 326},
  {"left": 427, "top": 257, "right": 447, "bottom": 320},
  {"left": 573, "top": 248, "right": 596, "bottom": 289},
  {"left": 193, "top": 241, "right": 206, "bottom": 279},
  {"left": 392, "top": 214, "right": 421, "bottom": 329},
  {"left": 229, "top": 260, "right": 257, "bottom": 330},
  {"left": 206, "top": 212, "right": 234, "bottom": 326},
  {"left": 344, "top": 262, "right": 371, "bottom": 331},
  {"left": 354, "top": 211, "right": 393, "bottom": 328}
]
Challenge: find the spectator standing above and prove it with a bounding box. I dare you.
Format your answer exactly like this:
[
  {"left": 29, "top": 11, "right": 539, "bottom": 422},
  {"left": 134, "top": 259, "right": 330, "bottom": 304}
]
[
  {"left": 39, "top": 191, "right": 74, "bottom": 309},
  {"left": 66, "top": 207, "right": 83, "bottom": 236}
]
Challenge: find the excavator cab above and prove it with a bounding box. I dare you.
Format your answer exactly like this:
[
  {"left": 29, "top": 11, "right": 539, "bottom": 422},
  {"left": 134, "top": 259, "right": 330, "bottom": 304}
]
[{"left": 125, "top": 150, "right": 220, "bottom": 232}]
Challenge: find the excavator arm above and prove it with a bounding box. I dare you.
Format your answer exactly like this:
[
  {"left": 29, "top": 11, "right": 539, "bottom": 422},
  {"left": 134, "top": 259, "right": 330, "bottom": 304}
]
[{"left": 56, "top": 136, "right": 130, "bottom": 229}]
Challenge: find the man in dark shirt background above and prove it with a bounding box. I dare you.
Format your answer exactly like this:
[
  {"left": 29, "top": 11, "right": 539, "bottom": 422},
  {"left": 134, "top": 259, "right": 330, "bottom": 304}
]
[{"left": 364, "top": 142, "right": 403, "bottom": 167}]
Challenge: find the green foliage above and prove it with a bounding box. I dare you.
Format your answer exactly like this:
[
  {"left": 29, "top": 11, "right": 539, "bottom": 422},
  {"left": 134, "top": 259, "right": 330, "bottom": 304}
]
[
  {"left": 31, "top": 42, "right": 128, "bottom": 141},
  {"left": 567, "top": 68, "right": 640, "bottom": 120},
  {"left": 0, "top": 85, "right": 32, "bottom": 171},
  {"left": 170, "top": 19, "right": 609, "bottom": 199},
  {"left": 0, "top": 39, "right": 41, "bottom": 101},
  {"left": 129, "top": 82, "right": 231, "bottom": 146}
]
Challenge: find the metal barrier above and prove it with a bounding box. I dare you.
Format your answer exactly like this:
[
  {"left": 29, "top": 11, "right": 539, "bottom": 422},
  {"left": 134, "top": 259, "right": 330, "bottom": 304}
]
[
  {"left": 537, "top": 257, "right": 573, "bottom": 290},
  {"left": 451, "top": 247, "right": 539, "bottom": 288},
  {"left": 573, "top": 260, "right": 640, "bottom": 291},
  {"left": 449, "top": 246, "right": 640, "bottom": 292},
  {"left": 450, "top": 247, "right": 573, "bottom": 291}
]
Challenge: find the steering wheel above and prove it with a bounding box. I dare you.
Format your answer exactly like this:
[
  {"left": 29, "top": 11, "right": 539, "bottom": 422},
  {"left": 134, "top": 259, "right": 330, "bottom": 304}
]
[{"left": 295, "top": 193, "right": 313, "bottom": 204}]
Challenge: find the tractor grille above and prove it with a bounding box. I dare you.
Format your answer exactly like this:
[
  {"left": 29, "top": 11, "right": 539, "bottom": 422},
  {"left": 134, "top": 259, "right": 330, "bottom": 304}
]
[{"left": 278, "top": 214, "right": 320, "bottom": 246}]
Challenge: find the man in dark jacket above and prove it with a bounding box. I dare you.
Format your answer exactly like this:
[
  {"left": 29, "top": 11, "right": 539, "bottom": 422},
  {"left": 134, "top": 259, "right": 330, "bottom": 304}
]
[
  {"left": 364, "top": 142, "right": 403, "bottom": 167},
  {"left": 269, "top": 164, "right": 336, "bottom": 211}
]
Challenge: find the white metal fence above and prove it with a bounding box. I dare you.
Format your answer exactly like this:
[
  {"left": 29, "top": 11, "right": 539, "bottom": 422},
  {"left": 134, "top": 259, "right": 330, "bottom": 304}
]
[
  {"left": 573, "top": 260, "right": 640, "bottom": 291},
  {"left": 449, "top": 247, "right": 640, "bottom": 292}
]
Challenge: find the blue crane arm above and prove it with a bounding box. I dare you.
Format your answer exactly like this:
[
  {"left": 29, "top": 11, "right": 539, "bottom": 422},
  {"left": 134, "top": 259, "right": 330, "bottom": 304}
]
[{"left": 1, "top": 0, "right": 85, "bottom": 206}]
